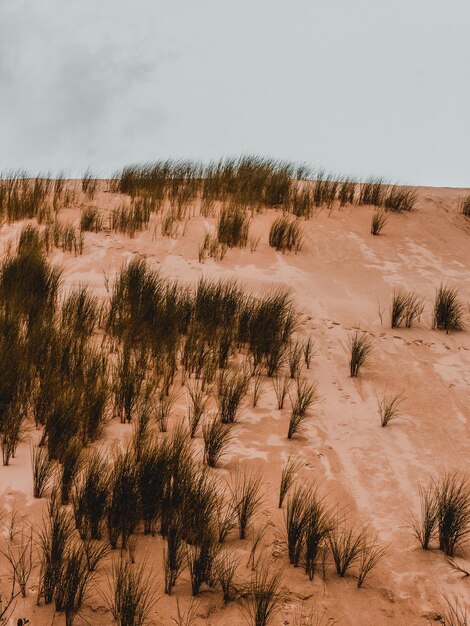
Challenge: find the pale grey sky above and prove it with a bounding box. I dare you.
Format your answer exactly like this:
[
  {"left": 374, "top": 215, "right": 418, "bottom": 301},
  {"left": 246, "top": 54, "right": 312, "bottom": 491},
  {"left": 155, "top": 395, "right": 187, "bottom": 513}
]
[{"left": 1, "top": 0, "right": 469, "bottom": 186}]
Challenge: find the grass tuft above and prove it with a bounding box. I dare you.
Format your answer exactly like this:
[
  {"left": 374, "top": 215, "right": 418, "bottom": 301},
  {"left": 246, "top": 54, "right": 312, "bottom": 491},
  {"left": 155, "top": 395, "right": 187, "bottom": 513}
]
[
  {"left": 347, "top": 329, "right": 374, "bottom": 378},
  {"left": 370, "top": 208, "right": 388, "bottom": 235},
  {"left": 433, "top": 284, "right": 465, "bottom": 333},
  {"left": 269, "top": 216, "right": 304, "bottom": 252}
]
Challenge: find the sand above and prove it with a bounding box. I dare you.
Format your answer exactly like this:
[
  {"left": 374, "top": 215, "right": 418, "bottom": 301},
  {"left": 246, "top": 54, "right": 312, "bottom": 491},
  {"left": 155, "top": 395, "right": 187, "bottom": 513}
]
[{"left": 0, "top": 182, "right": 469, "bottom": 625}]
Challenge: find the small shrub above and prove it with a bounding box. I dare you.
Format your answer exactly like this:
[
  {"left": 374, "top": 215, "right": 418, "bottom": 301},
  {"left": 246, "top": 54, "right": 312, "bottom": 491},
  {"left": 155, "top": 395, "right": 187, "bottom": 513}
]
[
  {"left": 187, "top": 529, "right": 219, "bottom": 596},
  {"left": 357, "top": 177, "right": 387, "bottom": 206},
  {"left": 436, "top": 473, "right": 470, "bottom": 557},
  {"left": 59, "top": 438, "right": 84, "bottom": 505},
  {"left": 107, "top": 450, "right": 140, "bottom": 550},
  {"left": 303, "top": 337, "right": 315, "bottom": 369},
  {"left": 39, "top": 494, "right": 75, "bottom": 604},
  {"left": 54, "top": 542, "right": 94, "bottom": 625}
]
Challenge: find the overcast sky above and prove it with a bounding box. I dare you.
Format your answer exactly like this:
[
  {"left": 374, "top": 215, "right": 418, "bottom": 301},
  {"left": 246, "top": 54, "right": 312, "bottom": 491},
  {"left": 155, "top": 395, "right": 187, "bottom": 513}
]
[{"left": 1, "top": 0, "right": 469, "bottom": 187}]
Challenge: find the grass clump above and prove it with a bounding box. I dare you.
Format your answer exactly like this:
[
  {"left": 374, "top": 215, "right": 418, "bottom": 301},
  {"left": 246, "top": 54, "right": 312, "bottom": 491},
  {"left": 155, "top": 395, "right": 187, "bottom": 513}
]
[
  {"left": 279, "top": 455, "right": 302, "bottom": 508},
  {"left": 413, "top": 472, "right": 470, "bottom": 556},
  {"left": 433, "top": 284, "right": 465, "bottom": 333},
  {"left": 347, "top": 329, "right": 374, "bottom": 378},
  {"left": 287, "top": 378, "right": 319, "bottom": 439},
  {"left": 272, "top": 375, "right": 292, "bottom": 410},
  {"left": 54, "top": 542, "right": 95, "bottom": 625},
  {"left": 376, "top": 391, "right": 403, "bottom": 427},
  {"left": 356, "top": 536, "right": 387, "bottom": 588},
  {"left": 459, "top": 195, "right": 470, "bottom": 217},
  {"left": 81, "top": 169, "right": 99, "bottom": 199},
  {"left": 107, "top": 449, "right": 140, "bottom": 550},
  {"left": 111, "top": 199, "right": 152, "bottom": 238},
  {"left": 240, "top": 564, "right": 288, "bottom": 626},
  {"left": 390, "top": 289, "right": 424, "bottom": 328},
  {"left": 202, "top": 416, "right": 234, "bottom": 468},
  {"left": 217, "top": 204, "right": 250, "bottom": 248},
  {"left": 106, "top": 557, "right": 156, "bottom": 626},
  {"left": 437, "top": 595, "right": 469, "bottom": 626},
  {"left": 232, "top": 467, "right": 264, "bottom": 540},
  {"left": 357, "top": 177, "right": 387, "bottom": 206},
  {"left": 217, "top": 369, "right": 250, "bottom": 424},
  {"left": 370, "top": 208, "right": 388, "bottom": 235},
  {"left": 215, "top": 549, "right": 240, "bottom": 604},
  {"left": 73, "top": 453, "right": 110, "bottom": 540},
  {"left": 198, "top": 231, "right": 227, "bottom": 262},
  {"left": 383, "top": 185, "right": 417, "bottom": 212},
  {"left": 328, "top": 521, "right": 368, "bottom": 577},
  {"left": 39, "top": 493, "right": 75, "bottom": 604},
  {"left": 269, "top": 216, "right": 303, "bottom": 252},
  {"left": 80, "top": 206, "right": 102, "bottom": 232},
  {"left": 31, "top": 444, "right": 54, "bottom": 498}
]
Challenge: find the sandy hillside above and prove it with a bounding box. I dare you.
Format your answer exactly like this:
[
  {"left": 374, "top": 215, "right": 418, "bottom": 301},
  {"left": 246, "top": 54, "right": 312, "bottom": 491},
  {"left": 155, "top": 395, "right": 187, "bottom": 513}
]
[{"left": 0, "top": 179, "right": 469, "bottom": 626}]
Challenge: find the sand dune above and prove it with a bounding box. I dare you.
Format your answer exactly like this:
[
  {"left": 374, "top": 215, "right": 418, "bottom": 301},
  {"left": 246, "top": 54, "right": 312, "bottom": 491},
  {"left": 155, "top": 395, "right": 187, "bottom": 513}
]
[{"left": 0, "top": 178, "right": 469, "bottom": 625}]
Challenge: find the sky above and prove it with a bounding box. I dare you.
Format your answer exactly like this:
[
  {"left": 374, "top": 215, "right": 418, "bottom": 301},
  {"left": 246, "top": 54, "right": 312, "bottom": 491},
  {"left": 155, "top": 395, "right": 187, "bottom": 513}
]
[{"left": 1, "top": 0, "right": 469, "bottom": 187}]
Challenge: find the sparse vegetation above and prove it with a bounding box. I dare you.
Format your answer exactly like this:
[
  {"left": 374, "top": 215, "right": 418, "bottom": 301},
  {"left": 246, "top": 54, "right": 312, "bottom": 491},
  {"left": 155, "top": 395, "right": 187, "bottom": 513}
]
[{"left": 0, "top": 163, "right": 462, "bottom": 623}]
